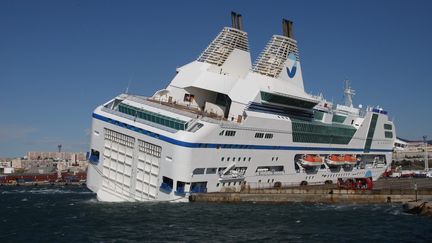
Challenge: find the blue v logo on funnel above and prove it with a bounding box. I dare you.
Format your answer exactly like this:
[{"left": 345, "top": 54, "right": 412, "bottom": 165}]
[{"left": 286, "top": 53, "right": 297, "bottom": 78}]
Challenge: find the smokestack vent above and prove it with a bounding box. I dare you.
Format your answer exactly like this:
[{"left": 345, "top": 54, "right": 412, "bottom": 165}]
[
  {"left": 231, "top": 11, "right": 243, "bottom": 30},
  {"left": 282, "top": 19, "right": 294, "bottom": 38}
]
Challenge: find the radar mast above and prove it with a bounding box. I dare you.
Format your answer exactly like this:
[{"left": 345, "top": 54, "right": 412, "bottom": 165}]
[{"left": 344, "top": 79, "right": 355, "bottom": 107}]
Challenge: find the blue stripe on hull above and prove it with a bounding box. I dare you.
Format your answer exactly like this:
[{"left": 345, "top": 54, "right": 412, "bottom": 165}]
[{"left": 92, "top": 113, "right": 392, "bottom": 153}]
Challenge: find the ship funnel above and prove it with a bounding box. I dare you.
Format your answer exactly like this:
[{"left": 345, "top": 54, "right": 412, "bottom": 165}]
[
  {"left": 282, "top": 19, "right": 294, "bottom": 38},
  {"left": 231, "top": 11, "right": 243, "bottom": 30},
  {"left": 252, "top": 18, "right": 304, "bottom": 91},
  {"left": 197, "top": 12, "right": 250, "bottom": 71}
]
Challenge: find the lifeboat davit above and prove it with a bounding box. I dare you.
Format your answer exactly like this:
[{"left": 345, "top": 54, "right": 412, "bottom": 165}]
[
  {"left": 300, "top": 154, "right": 323, "bottom": 167},
  {"left": 344, "top": 154, "right": 357, "bottom": 165},
  {"left": 325, "top": 154, "right": 345, "bottom": 166}
]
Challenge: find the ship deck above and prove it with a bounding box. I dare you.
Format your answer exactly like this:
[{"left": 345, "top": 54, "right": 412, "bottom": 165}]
[{"left": 102, "top": 94, "right": 246, "bottom": 132}]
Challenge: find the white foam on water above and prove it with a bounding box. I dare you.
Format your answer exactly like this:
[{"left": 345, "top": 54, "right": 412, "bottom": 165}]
[{"left": 82, "top": 198, "right": 99, "bottom": 204}]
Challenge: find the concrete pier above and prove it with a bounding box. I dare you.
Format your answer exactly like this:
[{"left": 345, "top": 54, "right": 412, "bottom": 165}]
[
  {"left": 190, "top": 178, "right": 432, "bottom": 204},
  {"left": 190, "top": 188, "right": 432, "bottom": 204}
]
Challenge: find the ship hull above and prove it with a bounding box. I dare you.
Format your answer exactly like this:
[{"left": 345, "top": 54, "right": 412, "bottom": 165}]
[{"left": 86, "top": 108, "right": 392, "bottom": 202}]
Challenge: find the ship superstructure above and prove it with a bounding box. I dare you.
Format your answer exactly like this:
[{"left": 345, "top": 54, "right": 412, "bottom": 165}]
[{"left": 86, "top": 13, "right": 395, "bottom": 202}]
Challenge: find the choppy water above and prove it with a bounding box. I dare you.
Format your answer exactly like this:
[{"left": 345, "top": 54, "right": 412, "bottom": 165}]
[{"left": 0, "top": 186, "right": 431, "bottom": 242}]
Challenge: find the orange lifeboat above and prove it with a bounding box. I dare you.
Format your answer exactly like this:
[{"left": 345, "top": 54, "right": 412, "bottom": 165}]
[
  {"left": 344, "top": 154, "right": 357, "bottom": 165},
  {"left": 326, "top": 154, "right": 345, "bottom": 166},
  {"left": 300, "top": 154, "right": 323, "bottom": 167}
]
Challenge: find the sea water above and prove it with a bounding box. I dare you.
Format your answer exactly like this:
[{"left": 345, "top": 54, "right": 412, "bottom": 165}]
[{"left": 0, "top": 186, "right": 431, "bottom": 242}]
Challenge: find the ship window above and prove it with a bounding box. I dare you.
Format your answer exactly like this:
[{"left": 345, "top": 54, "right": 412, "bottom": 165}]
[
  {"left": 238, "top": 157, "right": 241, "bottom": 161},
  {"left": 192, "top": 168, "right": 205, "bottom": 175},
  {"left": 221, "top": 157, "right": 224, "bottom": 161},
  {"left": 291, "top": 119, "right": 356, "bottom": 145},
  {"left": 232, "top": 157, "right": 236, "bottom": 162},
  {"left": 206, "top": 168, "right": 217, "bottom": 174},
  {"left": 118, "top": 103, "right": 188, "bottom": 130},
  {"left": 218, "top": 167, "right": 226, "bottom": 172},
  {"left": 225, "top": 130, "right": 236, "bottom": 136},
  {"left": 332, "top": 114, "right": 346, "bottom": 123},
  {"left": 248, "top": 157, "right": 251, "bottom": 161},
  {"left": 219, "top": 130, "right": 225, "bottom": 136},
  {"left": 243, "top": 157, "right": 246, "bottom": 161},
  {"left": 255, "top": 132, "right": 264, "bottom": 138},
  {"left": 138, "top": 140, "right": 162, "bottom": 158},
  {"left": 88, "top": 149, "right": 100, "bottom": 164},
  {"left": 184, "top": 94, "right": 194, "bottom": 102},
  {"left": 217, "top": 183, "right": 220, "bottom": 187},
  {"left": 385, "top": 131, "right": 393, "bottom": 138},
  {"left": 314, "top": 110, "right": 324, "bottom": 120},
  {"left": 161, "top": 176, "right": 173, "bottom": 191},
  {"left": 260, "top": 91, "right": 317, "bottom": 109},
  {"left": 264, "top": 133, "right": 273, "bottom": 139},
  {"left": 227, "top": 157, "right": 230, "bottom": 162},
  {"left": 104, "top": 128, "right": 135, "bottom": 148},
  {"left": 256, "top": 166, "right": 284, "bottom": 173},
  {"left": 176, "top": 181, "right": 185, "bottom": 194},
  {"left": 190, "top": 181, "right": 207, "bottom": 193},
  {"left": 384, "top": 124, "right": 392, "bottom": 130}
]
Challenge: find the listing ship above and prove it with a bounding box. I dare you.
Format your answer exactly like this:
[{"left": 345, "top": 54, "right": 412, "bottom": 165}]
[{"left": 86, "top": 13, "right": 395, "bottom": 202}]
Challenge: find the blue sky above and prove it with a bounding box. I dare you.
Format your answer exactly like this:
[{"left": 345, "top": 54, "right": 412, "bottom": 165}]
[{"left": 1, "top": 0, "right": 431, "bottom": 157}]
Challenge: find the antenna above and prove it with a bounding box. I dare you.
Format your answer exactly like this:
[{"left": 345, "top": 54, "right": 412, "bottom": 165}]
[
  {"left": 125, "top": 73, "right": 134, "bottom": 94},
  {"left": 343, "top": 79, "right": 355, "bottom": 107}
]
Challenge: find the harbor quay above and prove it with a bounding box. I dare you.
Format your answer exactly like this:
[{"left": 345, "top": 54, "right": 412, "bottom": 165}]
[{"left": 189, "top": 178, "right": 432, "bottom": 204}]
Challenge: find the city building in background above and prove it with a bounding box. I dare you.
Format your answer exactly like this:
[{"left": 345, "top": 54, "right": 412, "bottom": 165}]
[{"left": 0, "top": 151, "right": 88, "bottom": 183}]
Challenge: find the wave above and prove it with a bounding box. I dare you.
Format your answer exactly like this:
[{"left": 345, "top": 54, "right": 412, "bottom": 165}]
[{"left": 1, "top": 188, "right": 94, "bottom": 195}]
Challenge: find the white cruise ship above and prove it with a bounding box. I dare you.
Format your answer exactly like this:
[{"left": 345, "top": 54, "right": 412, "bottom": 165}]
[{"left": 86, "top": 13, "right": 395, "bottom": 202}]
